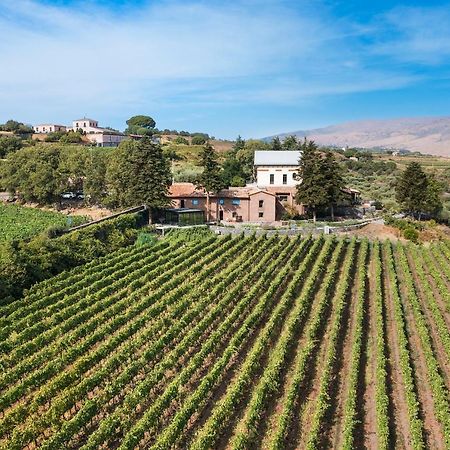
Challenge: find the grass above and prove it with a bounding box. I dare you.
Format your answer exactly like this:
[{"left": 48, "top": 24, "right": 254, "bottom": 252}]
[{"left": 0, "top": 203, "right": 87, "bottom": 243}]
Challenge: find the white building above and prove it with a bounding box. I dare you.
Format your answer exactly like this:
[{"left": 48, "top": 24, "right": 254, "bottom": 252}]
[
  {"left": 86, "top": 133, "right": 127, "bottom": 147},
  {"left": 33, "top": 124, "right": 67, "bottom": 133},
  {"left": 70, "top": 117, "right": 127, "bottom": 147},
  {"left": 71, "top": 118, "right": 100, "bottom": 133},
  {"left": 254, "top": 150, "right": 301, "bottom": 187}
]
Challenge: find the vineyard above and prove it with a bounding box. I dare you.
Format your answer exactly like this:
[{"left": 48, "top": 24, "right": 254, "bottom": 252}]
[
  {"left": 0, "top": 204, "right": 87, "bottom": 243},
  {"left": 1, "top": 233, "right": 450, "bottom": 449}
]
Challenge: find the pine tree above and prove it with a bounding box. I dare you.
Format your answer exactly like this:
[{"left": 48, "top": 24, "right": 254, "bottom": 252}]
[
  {"left": 197, "top": 143, "right": 223, "bottom": 222},
  {"left": 323, "top": 152, "right": 345, "bottom": 220},
  {"left": 271, "top": 136, "right": 282, "bottom": 151},
  {"left": 396, "top": 162, "right": 429, "bottom": 219},
  {"left": 106, "top": 137, "right": 171, "bottom": 212},
  {"left": 295, "top": 140, "right": 329, "bottom": 222}
]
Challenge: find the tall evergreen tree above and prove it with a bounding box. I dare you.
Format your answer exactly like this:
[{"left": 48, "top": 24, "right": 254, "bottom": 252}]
[
  {"left": 271, "top": 136, "right": 282, "bottom": 151},
  {"left": 106, "top": 137, "right": 171, "bottom": 212},
  {"left": 396, "top": 162, "right": 430, "bottom": 219},
  {"left": 323, "top": 152, "right": 345, "bottom": 220},
  {"left": 282, "top": 135, "right": 299, "bottom": 150},
  {"left": 295, "top": 140, "right": 329, "bottom": 222},
  {"left": 197, "top": 143, "right": 223, "bottom": 222}
]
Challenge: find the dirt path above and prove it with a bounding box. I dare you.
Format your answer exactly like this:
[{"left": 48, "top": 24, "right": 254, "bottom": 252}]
[
  {"left": 381, "top": 245, "right": 412, "bottom": 449},
  {"left": 394, "top": 248, "right": 446, "bottom": 449},
  {"left": 362, "top": 247, "right": 381, "bottom": 449}
]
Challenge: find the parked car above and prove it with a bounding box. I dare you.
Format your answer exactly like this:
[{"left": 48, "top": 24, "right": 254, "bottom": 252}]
[
  {"left": 61, "top": 192, "right": 77, "bottom": 199},
  {"left": 75, "top": 191, "right": 85, "bottom": 200}
]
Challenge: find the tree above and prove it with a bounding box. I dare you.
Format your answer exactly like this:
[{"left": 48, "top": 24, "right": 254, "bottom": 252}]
[
  {"left": 233, "top": 135, "right": 245, "bottom": 152},
  {"left": 2, "top": 145, "right": 63, "bottom": 204},
  {"left": 323, "top": 151, "right": 345, "bottom": 220},
  {"left": 173, "top": 136, "right": 189, "bottom": 145},
  {"left": 0, "top": 119, "right": 33, "bottom": 134},
  {"left": 84, "top": 148, "right": 110, "bottom": 204},
  {"left": 106, "top": 137, "right": 171, "bottom": 213},
  {"left": 271, "top": 136, "right": 282, "bottom": 151},
  {"left": 295, "top": 140, "right": 329, "bottom": 222},
  {"left": 197, "top": 143, "right": 223, "bottom": 222},
  {"left": 124, "top": 115, "right": 156, "bottom": 136},
  {"left": 282, "top": 135, "right": 299, "bottom": 150},
  {"left": 0, "top": 136, "right": 23, "bottom": 158},
  {"left": 396, "top": 162, "right": 430, "bottom": 219},
  {"left": 60, "top": 130, "right": 83, "bottom": 144},
  {"left": 191, "top": 134, "right": 207, "bottom": 145},
  {"left": 424, "top": 174, "right": 443, "bottom": 217}
]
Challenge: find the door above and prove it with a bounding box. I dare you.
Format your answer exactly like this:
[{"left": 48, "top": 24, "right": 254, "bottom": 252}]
[
  {"left": 180, "top": 199, "right": 185, "bottom": 208},
  {"left": 219, "top": 210, "right": 224, "bottom": 221}
]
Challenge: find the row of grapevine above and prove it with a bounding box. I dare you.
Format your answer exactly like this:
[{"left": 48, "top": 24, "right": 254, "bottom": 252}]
[
  {"left": 229, "top": 239, "right": 350, "bottom": 449},
  {"left": 188, "top": 238, "right": 332, "bottom": 450},
  {"left": 1, "top": 235, "right": 255, "bottom": 447},
  {"left": 383, "top": 241, "right": 425, "bottom": 449},
  {"left": 42, "top": 236, "right": 307, "bottom": 449},
  {"left": 340, "top": 239, "right": 369, "bottom": 449},
  {"left": 394, "top": 243, "right": 450, "bottom": 448}
]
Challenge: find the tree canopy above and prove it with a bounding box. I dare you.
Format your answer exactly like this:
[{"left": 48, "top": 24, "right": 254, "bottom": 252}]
[
  {"left": 0, "top": 119, "right": 33, "bottom": 134},
  {"left": 106, "top": 137, "right": 171, "bottom": 209},
  {"left": 125, "top": 115, "right": 156, "bottom": 136},
  {"left": 396, "top": 162, "right": 443, "bottom": 219},
  {"left": 295, "top": 139, "right": 344, "bottom": 221}
]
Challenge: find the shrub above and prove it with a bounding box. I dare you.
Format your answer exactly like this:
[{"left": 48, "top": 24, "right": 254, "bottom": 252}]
[{"left": 403, "top": 226, "right": 419, "bottom": 243}]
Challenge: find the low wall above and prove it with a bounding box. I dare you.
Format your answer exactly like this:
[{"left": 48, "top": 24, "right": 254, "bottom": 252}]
[{"left": 210, "top": 218, "right": 380, "bottom": 237}]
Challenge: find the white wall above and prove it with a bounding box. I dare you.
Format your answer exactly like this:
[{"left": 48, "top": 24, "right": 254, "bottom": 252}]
[
  {"left": 256, "top": 166, "right": 299, "bottom": 187},
  {"left": 33, "top": 125, "right": 66, "bottom": 133},
  {"left": 86, "top": 133, "right": 127, "bottom": 147}
]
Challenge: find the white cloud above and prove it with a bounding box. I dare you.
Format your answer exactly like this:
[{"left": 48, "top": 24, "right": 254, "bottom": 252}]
[
  {"left": 370, "top": 5, "right": 450, "bottom": 65},
  {"left": 0, "top": 0, "right": 429, "bottom": 131}
]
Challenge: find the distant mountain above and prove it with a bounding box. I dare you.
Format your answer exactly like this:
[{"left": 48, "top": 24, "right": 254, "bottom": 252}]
[{"left": 268, "top": 117, "right": 450, "bottom": 157}]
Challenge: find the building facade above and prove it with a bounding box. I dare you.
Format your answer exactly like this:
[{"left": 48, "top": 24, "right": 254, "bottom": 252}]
[
  {"left": 169, "top": 183, "right": 277, "bottom": 223},
  {"left": 86, "top": 133, "right": 127, "bottom": 147},
  {"left": 33, "top": 124, "right": 67, "bottom": 133}
]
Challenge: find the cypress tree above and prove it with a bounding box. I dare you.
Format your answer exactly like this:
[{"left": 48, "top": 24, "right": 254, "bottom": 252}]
[
  {"left": 197, "top": 143, "right": 223, "bottom": 222},
  {"left": 396, "top": 162, "right": 429, "bottom": 219},
  {"left": 295, "top": 140, "right": 329, "bottom": 222}
]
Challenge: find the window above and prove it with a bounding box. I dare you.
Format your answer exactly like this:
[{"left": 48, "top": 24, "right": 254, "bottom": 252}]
[
  {"left": 84, "top": 122, "right": 86, "bottom": 127},
  {"left": 269, "top": 174, "right": 274, "bottom": 185},
  {"left": 258, "top": 212, "right": 264, "bottom": 218},
  {"left": 283, "top": 174, "right": 287, "bottom": 185},
  {"left": 76, "top": 123, "right": 79, "bottom": 127},
  {"left": 180, "top": 199, "right": 185, "bottom": 208},
  {"left": 232, "top": 199, "right": 240, "bottom": 205},
  {"left": 219, "top": 199, "right": 225, "bottom": 205},
  {"left": 278, "top": 195, "right": 288, "bottom": 202},
  {"left": 192, "top": 199, "right": 199, "bottom": 205},
  {"left": 259, "top": 200, "right": 264, "bottom": 208}
]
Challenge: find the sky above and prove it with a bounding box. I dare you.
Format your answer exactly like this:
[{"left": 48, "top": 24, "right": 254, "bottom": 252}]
[{"left": 1, "top": 0, "right": 450, "bottom": 139}]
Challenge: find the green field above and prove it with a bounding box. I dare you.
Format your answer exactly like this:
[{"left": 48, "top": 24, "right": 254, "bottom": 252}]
[
  {"left": 1, "top": 233, "right": 450, "bottom": 448},
  {"left": 0, "top": 204, "right": 87, "bottom": 243}
]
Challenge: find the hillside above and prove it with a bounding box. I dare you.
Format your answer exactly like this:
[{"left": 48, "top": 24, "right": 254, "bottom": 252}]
[{"left": 272, "top": 117, "right": 450, "bottom": 157}]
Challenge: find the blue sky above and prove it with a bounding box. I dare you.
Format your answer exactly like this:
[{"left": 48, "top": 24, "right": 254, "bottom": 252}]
[{"left": 1, "top": 0, "right": 450, "bottom": 139}]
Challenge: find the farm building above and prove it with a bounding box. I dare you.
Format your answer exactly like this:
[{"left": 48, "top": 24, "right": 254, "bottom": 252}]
[{"left": 169, "top": 183, "right": 277, "bottom": 223}]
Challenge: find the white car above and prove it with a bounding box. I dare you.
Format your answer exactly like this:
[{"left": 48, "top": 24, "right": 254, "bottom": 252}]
[{"left": 61, "top": 192, "right": 77, "bottom": 199}]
